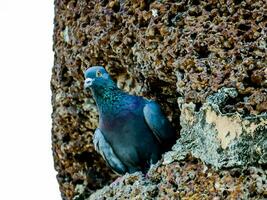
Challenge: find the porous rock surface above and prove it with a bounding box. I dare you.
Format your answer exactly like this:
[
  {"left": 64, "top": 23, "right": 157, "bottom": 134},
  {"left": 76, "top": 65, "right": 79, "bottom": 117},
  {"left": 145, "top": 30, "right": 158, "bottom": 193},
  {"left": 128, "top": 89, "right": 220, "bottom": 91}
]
[
  {"left": 88, "top": 158, "right": 266, "bottom": 200},
  {"left": 164, "top": 88, "right": 267, "bottom": 169},
  {"left": 52, "top": 0, "right": 267, "bottom": 199}
]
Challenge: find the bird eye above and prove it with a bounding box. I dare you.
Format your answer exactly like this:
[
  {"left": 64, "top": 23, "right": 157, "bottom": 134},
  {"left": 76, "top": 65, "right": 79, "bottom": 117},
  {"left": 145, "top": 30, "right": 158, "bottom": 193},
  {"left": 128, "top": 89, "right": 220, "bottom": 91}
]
[{"left": 96, "top": 70, "right": 102, "bottom": 77}]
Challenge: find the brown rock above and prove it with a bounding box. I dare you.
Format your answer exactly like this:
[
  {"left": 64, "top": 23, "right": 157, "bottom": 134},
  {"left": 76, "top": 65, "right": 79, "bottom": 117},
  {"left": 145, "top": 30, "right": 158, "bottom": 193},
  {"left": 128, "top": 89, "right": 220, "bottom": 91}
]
[{"left": 52, "top": 0, "right": 267, "bottom": 199}]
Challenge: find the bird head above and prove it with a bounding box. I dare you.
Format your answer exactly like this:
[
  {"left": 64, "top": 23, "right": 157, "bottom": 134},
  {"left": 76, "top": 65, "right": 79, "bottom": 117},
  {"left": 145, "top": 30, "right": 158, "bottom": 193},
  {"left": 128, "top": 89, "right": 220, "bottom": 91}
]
[{"left": 84, "top": 66, "right": 116, "bottom": 92}]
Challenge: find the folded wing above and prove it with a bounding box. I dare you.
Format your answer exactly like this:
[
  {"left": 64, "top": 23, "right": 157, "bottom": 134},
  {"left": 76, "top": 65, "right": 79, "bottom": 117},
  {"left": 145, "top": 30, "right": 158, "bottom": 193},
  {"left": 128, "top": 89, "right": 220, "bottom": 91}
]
[
  {"left": 143, "top": 101, "right": 176, "bottom": 150},
  {"left": 93, "top": 128, "right": 127, "bottom": 175}
]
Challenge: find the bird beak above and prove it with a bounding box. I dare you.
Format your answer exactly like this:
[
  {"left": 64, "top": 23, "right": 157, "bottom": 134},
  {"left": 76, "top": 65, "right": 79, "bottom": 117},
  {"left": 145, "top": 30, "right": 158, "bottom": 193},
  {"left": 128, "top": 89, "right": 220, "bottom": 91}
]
[{"left": 84, "top": 78, "right": 94, "bottom": 89}]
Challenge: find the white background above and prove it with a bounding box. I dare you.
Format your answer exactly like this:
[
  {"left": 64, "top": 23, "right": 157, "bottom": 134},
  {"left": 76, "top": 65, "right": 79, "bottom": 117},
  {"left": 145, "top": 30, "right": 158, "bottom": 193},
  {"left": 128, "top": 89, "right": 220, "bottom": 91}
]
[{"left": 0, "top": 1, "right": 61, "bottom": 199}]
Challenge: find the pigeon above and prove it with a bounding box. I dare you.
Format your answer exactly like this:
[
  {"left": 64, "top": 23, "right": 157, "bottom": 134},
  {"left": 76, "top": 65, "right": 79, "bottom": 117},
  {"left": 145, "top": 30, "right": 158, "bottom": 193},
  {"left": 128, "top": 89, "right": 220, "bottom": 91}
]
[{"left": 84, "top": 66, "right": 176, "bottom": 175}]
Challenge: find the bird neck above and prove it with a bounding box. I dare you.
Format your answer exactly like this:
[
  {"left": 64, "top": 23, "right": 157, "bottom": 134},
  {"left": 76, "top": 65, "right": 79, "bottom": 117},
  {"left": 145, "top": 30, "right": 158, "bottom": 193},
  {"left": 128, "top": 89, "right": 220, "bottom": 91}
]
[{"left": 92, "top": 86, "right": 125, "bottom": 115}]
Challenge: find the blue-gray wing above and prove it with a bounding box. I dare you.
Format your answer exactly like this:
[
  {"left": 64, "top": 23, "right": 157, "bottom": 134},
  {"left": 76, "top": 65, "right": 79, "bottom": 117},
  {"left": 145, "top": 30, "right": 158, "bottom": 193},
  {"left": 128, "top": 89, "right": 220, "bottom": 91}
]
[
  {"left": 143, "top": 101, "right": 176, "bottom": 147},
  {"left": 93, "top": 128, "right": 127, "bottom": 175}
]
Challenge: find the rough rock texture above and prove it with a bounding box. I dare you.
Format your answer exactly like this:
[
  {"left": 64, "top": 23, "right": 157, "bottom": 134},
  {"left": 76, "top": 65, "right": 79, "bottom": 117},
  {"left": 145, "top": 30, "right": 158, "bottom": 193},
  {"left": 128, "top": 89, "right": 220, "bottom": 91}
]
[
  {"left": 88, "top": 157, "right": 267, "bottom": 200},
  {"left": 52, "top": 0, "right": 267, "bottom": 199},
  {"left": 164, "top": 88, "right": 267, "bottom": 169}
]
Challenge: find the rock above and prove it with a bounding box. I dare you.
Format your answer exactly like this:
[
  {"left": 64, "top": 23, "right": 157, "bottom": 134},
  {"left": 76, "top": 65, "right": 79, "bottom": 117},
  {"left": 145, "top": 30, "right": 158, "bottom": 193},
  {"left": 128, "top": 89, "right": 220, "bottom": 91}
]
[
  {"left": 52, "top": 0, "right": 267, "bottom": 199},
  {"left": 163, "top": 88, "right": 267, "bottom": 168},
  {"left": 87, "top": 157, "right": 267, "bottom": 199}
]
